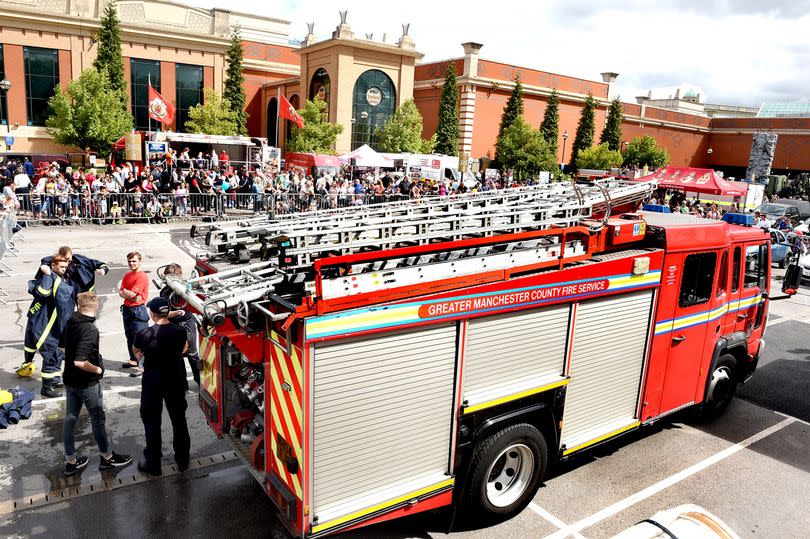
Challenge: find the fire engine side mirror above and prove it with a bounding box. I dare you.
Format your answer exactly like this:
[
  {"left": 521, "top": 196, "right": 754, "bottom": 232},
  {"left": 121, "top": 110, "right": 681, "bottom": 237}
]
[{"left": 782, "top": 263, "right": 802, "bottom": 296}]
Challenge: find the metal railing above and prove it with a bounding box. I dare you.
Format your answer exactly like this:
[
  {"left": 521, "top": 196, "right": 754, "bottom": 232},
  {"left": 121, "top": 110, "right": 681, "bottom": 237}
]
[{"left": 10, "top": 187, "right": 566, "bottom": 223}]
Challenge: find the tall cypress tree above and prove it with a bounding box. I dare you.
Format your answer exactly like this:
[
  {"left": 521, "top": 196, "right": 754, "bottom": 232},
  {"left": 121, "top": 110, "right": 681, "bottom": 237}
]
[
  {"left": 434, "top": 63, "right": 459, "bottom": 157},
  {"left": 569, "top": 94, "right": 597, "bottom": 169},
  {"left": 600, "top": 98, "right": 623, "bottom": 151},
  {"left": 93, "top": 1, "right": 126, "bottom": 93},
  {"left": 223, "top": 27, "right": 248, "bottom": 136},
  {"left": 495, "top": 74, "right": 524, "bottom": 160},
  {"left": 539, "top": 89, "right": 560, "bottom": 146}
]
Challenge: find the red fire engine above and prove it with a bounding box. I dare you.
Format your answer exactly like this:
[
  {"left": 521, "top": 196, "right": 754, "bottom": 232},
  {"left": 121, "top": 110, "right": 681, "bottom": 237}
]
[{"left": 162, "top": 180, "right": 797, "bottom": 537}]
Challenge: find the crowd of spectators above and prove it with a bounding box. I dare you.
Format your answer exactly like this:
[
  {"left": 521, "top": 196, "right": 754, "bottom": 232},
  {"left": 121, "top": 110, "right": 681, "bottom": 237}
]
[{"left": 0, "top": 152, "right": 526, "bottom": 223}]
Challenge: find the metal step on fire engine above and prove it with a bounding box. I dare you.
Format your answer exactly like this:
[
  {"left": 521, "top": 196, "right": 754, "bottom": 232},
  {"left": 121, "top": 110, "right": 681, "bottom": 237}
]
[
  {"left": 197, "top": 179, "right": 651, "bottom": 267},
  {"left": 163, "top": 179, "right": 653, "bottom": 329}
]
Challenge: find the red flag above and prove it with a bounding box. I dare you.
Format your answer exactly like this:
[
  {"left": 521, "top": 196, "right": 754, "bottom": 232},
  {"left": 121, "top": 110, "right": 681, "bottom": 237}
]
[
  {"left": 148, "top": 85, "right": 175, "bottom": 125},
  {"left": 279, "top": 94, "right": 304, "bottom": 129}
]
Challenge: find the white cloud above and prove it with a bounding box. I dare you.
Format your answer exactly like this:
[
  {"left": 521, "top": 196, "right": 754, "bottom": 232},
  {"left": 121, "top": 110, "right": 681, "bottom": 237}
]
[{"left": 182, "top": 0, "right": 810, "bottom": 106}]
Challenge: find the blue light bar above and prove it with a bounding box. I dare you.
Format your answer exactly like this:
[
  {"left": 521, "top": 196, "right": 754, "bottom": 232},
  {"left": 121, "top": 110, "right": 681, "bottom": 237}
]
[
  {"left": 722, "top": 213, "right": 754, "bottom": 226},
  {"left": 642, "top": 204, "right": 671, "bottom": 213}
]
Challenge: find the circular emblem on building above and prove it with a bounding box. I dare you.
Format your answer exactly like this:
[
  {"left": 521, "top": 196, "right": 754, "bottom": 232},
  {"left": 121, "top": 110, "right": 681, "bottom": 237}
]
[{"left": 366, "top": 86, "right": 382, "bottom": 107}]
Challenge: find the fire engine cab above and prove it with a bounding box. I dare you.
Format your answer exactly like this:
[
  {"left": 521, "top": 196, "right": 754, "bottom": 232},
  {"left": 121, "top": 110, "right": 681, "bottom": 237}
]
[{"left": 161, "top": 180, "right": 795, "bottom": 537}]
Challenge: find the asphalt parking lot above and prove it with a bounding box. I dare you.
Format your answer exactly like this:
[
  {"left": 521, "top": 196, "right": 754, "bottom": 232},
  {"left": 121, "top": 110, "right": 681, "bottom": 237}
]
[{"left": 1, "top": 224, "right": 809, "bottom": 538}]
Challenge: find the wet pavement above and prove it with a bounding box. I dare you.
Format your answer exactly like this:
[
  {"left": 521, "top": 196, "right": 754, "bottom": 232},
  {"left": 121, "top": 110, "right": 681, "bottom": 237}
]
[{"left": 1, "top": 225, "right": 809, "bottom": 538}]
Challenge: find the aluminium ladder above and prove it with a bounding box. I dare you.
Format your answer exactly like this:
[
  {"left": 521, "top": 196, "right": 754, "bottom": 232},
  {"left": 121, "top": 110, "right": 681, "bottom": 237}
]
[{"left": 163, "top": 179, "right": 653, "bottom": 327}]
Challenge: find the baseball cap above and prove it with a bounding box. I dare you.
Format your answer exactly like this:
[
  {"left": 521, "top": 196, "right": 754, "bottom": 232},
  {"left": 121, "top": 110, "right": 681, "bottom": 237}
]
[{"left": 147, "top": 297, "right": 170, "bottom": 315}]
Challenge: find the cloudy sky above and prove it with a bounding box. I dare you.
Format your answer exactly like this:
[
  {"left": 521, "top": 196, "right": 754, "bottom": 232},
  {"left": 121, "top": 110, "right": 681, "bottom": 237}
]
[{"left": 185, "top": 0, "right": 810, "bottom": 106}]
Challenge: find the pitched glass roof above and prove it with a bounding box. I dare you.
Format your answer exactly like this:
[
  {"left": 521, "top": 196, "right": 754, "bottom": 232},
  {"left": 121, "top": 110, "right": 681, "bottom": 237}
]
[{"left": 757, "top": 103, "right": 810, "bottom": 118}]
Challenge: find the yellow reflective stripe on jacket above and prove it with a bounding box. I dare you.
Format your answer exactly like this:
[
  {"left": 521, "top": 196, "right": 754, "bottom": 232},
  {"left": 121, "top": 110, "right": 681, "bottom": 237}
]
[
  {"left": 88, "top": 284, "right": 95, "bottom": 292},
  {"left": 32, "top": 276, "right": 62, "bottom": 352},
  {"left": 40, "top": 371, "right": 58, "bottom": 379},
  {"left": 24, "top": 346, "right": 38, "bottom": 353},
  {"left": 36, "top": 286, "right": 52, "bottom": 297}
]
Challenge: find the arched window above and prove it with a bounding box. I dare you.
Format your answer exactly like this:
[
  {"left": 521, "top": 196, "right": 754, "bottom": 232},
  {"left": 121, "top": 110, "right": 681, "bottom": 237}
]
[
  {"left": 267, "top": 97, "right": 278, "bottom": 145},
  {"left": 351, "top": 69, "right": 396, "bottom": 150},
  {"left": 309, "top": 68, "right": 330, "bottom": 117},
  {"left": 286, "top": 95, "right": 300, "bottom": 143}
]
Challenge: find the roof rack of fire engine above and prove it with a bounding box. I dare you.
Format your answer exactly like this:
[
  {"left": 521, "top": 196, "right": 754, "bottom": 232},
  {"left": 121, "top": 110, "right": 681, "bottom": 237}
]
[
  {"left": 194, "top": 179, "right": 651, "bottom": 267},
  {"left": 162, "top": 179, "right": 653, "bottom": 329}
]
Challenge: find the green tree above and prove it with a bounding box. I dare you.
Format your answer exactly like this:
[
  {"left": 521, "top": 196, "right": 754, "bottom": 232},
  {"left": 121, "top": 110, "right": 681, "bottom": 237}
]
[
  {"left": 600, "top": 98, "right": 623, "bottom": 151},
  {"left": 576, "top": 142, "right": 624, "bottom": 170},
  {"left": 496, "top": 117, "right": 557, "bottom": 179},
  {"left": 46, "top": 68, "right": 132, "bottom": 154},
  {"left": 183, "top": 89, "right": 238, "bottom": 135},
  {"left": 223, "top": 26, "right": 247, "bottom": 135},
  {"left": 286, "top": 96, "right": 343, "bottom": 153},
  {"left": 434, "top": 63, "right": 459, "bottom": 156},
  {"left": 569, "top": 94, "right": 598, "bottom": 169},
  {"left": 623, "top": 135, "right": 671, "bottom": 168},
  {"left": 93, "top": 1, "right": 126, "bottom": 93},
  {"left": 539, "top": 89, "right": 560, "bottom": 146},
  {"left": 496, "top": 74, "right": 524, "bottom": 160},
  {"left": 376, "top": 98, "right": 436, "bottom": 153}
]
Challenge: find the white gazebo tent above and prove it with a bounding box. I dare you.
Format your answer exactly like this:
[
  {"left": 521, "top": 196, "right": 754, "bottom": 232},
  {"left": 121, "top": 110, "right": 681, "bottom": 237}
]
[{"left": 338, "top": 144, "right": 393, "bottom": 168}]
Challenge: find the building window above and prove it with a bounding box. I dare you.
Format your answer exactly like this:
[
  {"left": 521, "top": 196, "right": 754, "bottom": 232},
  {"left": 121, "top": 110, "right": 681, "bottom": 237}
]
[
  {"left": 267, "top": 97, "right": 278, "bottom": 144},
  {"left": 679, "top": 252, "right": 717, "bottom": 307},
  {"left": 0, "top": 44, "right": 7, "bottom": 125},
  {"left": 309, "top": 68, "right": 330, "bottom": 117},
  {"left": 350, "top": 69, "right": 396, "bottom": 150},
  {"left": 175, "top": 63, "right": 203, "bottom": 133},
  {"left": 131, "top": 59, "right": 160, "bottom": 131},
  {"left": 24, "top": 47, "right": 59, "bottom": 127}
]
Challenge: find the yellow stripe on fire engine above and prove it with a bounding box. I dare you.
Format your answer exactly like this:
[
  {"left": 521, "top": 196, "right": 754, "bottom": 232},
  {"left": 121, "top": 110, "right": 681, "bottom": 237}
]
[
  {"left": 562, "top": 421, "right": 641, "bottom": 456},
  {"left": 310, "top": 477, "right": 455, "bottom": 534},
  {"left": 463, "top": 378, "right": 570, "bottom": 415},
  {"left": 269, "top": 383, "right": 303, "bottom": 497},
  {"left": 607, "top": 271, "right": 661, "bottom": 290},
  {"left": 306, "top": 304, "right": 420, "bottom": 337}
]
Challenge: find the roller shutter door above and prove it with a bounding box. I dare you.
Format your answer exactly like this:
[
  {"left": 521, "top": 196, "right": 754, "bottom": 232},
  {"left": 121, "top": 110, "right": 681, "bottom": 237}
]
[
  {"left": 464, "top": 304, "right": 569, "bottom": 408},
  {"left": 312, "top": 323, "right": 457, "bottom": 524},
  {"left": 561, "top": 290, "right": 653, "bottom": 453}
]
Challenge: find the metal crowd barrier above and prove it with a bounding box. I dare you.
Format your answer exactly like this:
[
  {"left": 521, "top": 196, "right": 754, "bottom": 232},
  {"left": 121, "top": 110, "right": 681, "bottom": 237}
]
[
  {"left": 11, "top": 188, "right": 527, "bottom": 224},
  {"left": 0, "top": 210, "right": 18, "bottom": 304}
]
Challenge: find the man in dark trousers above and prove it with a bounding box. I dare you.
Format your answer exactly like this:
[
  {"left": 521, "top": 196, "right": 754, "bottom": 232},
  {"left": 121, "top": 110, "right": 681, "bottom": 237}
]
[
  {"left": 60, "top": 291, "right": 132, "bottom": 475},
  {"left": 160, "top": 264, "right": 200, "bottom": 387},
  {"left": 17, "top": 254, "right": 75, "bottom": 398},
  {"left": 120, "top": 251, "right": 149, "bottom": 376},
  {"left": 134, "top": 297, "right": 190, "bottom": 475}
]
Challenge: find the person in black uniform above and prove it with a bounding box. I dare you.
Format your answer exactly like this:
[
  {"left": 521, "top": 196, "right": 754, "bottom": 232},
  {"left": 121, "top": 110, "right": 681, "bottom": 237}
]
[
  {"left": 160, "top": 264, "right": 200, "bottom": 387},
  {"left": 133, "top": 297, "right": 190, "bottom": 475}
]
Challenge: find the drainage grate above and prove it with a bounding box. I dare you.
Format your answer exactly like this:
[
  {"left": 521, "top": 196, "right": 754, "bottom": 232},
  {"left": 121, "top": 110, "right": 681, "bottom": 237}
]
[{"left": 0, "top": 451, "right": 238, "bottom": 515}]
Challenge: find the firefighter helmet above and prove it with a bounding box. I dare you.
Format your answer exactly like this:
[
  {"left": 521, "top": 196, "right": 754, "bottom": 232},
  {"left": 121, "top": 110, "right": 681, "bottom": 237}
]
[
  {"left": 0, "top": 389, "right": 12, "bottom": 405},
  {"left": 15, "top": 362, "right": 37, "bottom": 378}
]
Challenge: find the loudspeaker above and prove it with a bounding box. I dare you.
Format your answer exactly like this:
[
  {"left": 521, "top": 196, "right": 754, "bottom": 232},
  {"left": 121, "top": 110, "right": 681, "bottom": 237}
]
[{"left": 350, "top": 158, "right": 357, "bottom": 167}]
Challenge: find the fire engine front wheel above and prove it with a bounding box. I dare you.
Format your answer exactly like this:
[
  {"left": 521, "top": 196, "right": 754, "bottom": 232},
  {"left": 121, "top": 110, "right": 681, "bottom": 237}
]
[
  {"left": 697, "top": 355, "right": 738, "bottom": 420},
  {"left": 465, "top": 423, "right": 547, "bottom": 519}
]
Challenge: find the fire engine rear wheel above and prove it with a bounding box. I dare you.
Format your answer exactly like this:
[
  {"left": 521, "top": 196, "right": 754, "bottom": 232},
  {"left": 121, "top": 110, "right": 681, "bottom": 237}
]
[
  {"left": 465, "top": 423, "right": 547, "bottom": 519},
  {"left": 697, "top": 355, "right": 737, "bottom": 420}
]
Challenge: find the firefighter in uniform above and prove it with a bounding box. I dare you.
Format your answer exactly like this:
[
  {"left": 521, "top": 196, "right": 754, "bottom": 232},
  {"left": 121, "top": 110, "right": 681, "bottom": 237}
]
[
  {"left": 38, "top": 246, "right": 109, "bottom": 301},
  {"left": 18, "top": 254, "right": 76, "bottom": 398}
]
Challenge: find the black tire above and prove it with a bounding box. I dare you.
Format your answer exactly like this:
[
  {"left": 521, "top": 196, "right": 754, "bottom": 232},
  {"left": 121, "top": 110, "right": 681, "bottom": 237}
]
[
  {"left": 696, "top": 354, "right": 737, "bottom": 421},
  {"left": 464, "top": 423, "right": 547, "bottom": 520}
]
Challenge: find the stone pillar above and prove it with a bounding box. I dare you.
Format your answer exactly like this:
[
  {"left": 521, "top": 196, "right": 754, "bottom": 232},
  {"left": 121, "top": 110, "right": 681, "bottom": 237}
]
[
  {"left": 600, "top": 72, "right": 619, "bottom": 100},
  {"left": 459, "top": 83, "right": 476, "bottom": 158},
  {"left": 462, "top": 42, "right": 483, "bottom": 78},
  {"left": 212, "top": 9, "right": 231, "bottom": 37}
]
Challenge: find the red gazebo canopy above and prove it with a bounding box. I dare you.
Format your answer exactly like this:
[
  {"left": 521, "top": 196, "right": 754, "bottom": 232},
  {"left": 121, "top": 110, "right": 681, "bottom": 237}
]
[{"left": 636, "top": 167, "right": 747, "bottom": 197}]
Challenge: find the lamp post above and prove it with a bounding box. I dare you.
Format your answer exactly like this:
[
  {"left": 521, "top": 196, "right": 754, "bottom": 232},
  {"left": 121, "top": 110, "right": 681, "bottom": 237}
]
[
  {"left": 561, "top": 130, "right": 569, "bottom": 171},
  {"left": 0, "top": 78, "right": 11, "bottom": 156}
]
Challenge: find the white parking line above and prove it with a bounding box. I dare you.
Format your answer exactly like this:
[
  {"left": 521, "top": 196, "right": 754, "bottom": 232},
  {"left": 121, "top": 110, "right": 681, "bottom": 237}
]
[
  {"left": 529, "top": 502, "right": 586, "bottom": 538},
  {"left": 543, "top": 416, "right": 796, "bottom": 538}
]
